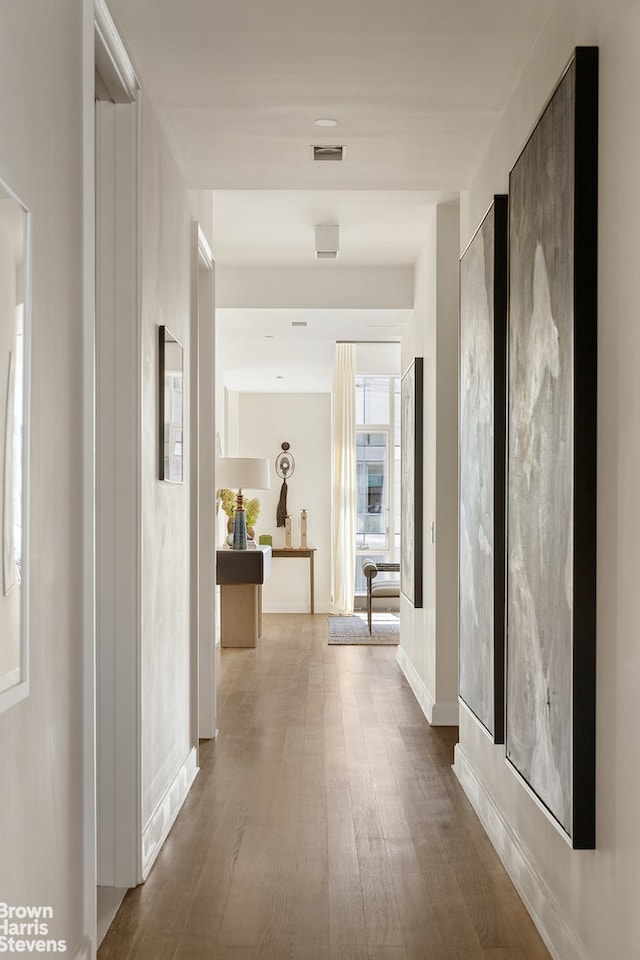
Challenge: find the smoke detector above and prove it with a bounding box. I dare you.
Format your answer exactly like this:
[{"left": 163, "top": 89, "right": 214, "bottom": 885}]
[{"left": 315, "top": 224, "right": 339, "bottom": 260}]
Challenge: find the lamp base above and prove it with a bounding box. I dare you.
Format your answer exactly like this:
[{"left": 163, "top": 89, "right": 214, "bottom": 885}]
[{"left": 232, "top": 508, "right": 248, "bottom": 550}]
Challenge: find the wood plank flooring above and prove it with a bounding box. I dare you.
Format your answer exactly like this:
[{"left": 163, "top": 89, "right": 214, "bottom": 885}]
[{"left": 98, "top": 613, "right": 551, "bottom": 960}]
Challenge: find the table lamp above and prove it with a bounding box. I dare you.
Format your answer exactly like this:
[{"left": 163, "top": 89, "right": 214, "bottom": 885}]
[{"left": 217, "top": 457, "right": 271, "bottom": 550}]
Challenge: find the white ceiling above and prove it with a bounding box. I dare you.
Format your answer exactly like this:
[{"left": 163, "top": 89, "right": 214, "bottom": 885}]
[
  {"left": 217, "top": 307, "right": 410, "bottom": 393},
  {"left": 210, "top": 190, "right": 454, "bottom": 266},
  {"left": 107, "top": 0, "right": 552, "bottom": 390}
]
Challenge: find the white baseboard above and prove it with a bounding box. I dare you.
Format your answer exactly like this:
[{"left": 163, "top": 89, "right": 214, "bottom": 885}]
[
  {"left": 431, "top": 701, "right": 460, "bottom": 725},
  {"left": 262, "top": 603, "right": 332, "bottom": 614},
  {"left": 262, "top": 602, "right": 309, "bottom": 613},
  {"left": 453, "top": 745, "right": 586, "bottom": 960},
  {"left": 71, "top": 934, "right": 93, "bottom": 960},
  {"left": 142, "top": 747, "right": 198, "bottom": 879},
  {"left": 0, "top": 666, "right": 21, "bottom": 695},
  {"left": 396, "top": 646, "right": 459, "bottom": 726},
  {"left": 97, "top": 885, "right": 128, "bottom": 945}
]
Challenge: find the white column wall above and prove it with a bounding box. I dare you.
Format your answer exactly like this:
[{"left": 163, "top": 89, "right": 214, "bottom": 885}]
[
  {"left": 399, "top": 208, "right": 437, "bottom": 718},
  {"left": 398, "top": 202, "right": 459, "bottom": 726},
  {"left": 434, "top": 203, "right": 460, "bottom": 712}
]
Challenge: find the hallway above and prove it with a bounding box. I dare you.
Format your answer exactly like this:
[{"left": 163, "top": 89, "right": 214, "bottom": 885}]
[{"left": 99, "top": 614, "right": 551, "bottom": 960}]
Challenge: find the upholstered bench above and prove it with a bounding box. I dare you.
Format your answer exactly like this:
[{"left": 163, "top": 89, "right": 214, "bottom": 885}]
[{"left": 362, "top": 560, "right": 401, "bottom": 634}]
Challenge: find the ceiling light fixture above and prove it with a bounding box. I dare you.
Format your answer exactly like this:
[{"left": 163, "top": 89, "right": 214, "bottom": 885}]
[
  {"left": 312, "top": 145, "right": 344, "bottom": 162},
  {"left": 314, "top": 118, "right": 337, "bottom": 127},
  {"left": 315, "top": 223, "right": 339, "bottom": 260}
]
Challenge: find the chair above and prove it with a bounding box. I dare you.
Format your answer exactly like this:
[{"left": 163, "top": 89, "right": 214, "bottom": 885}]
[{"left": 362, "top": 560, "right": 401, "bottom": 634}]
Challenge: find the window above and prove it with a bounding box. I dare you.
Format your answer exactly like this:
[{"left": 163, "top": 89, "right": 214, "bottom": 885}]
[{"left": 354, "top": 376, "right": 400, "bottom": 595}]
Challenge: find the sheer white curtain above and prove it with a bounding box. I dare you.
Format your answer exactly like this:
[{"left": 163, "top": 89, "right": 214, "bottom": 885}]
[{"left": 331, "top": 343, "right": 357, "bottom": 614}]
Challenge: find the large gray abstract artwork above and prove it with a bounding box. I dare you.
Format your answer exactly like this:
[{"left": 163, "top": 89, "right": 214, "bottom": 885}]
[
  {"left": 506, "top": 48, "right": 598, "bottom": 849},
  {"left": 459, "top": 197, "right": 507, "bottom": 742}
]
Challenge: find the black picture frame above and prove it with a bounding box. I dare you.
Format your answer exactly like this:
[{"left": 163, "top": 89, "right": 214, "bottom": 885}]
[
  {"left": 158, "top": 325, "right": 184, "bottom": 483},
  {"left": 400, "top": 357, "right": 423, "bottom": 608},
  {"left": 459, "top": 195, "right": 508, "bottom": 744},
  {"left": 505, "top": 47, "right": 598, "bottom": 849}
]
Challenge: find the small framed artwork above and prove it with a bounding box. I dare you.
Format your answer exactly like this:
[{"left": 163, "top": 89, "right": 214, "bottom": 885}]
[
  {"left": 158, "top": 325, "right": 184, "bottom": 483},
  {"left": 400, "top": 357, "right": 423, "bottom": 608}
]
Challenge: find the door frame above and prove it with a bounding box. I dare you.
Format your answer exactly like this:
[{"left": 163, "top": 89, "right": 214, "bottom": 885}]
[
  {"left": 192, "top": 226, "right": 217, "bottom": 739},
  {"left": 94, "top": 0, "right": 142, "bottom": 898}
]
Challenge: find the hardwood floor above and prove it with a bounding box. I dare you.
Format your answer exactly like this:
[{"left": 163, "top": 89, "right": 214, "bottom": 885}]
[{"left": 98, "top": 613, "right": 551, "bottom": 960}]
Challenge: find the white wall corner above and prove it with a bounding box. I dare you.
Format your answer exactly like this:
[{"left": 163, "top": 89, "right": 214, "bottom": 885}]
[
  {"left": 453, "top": 745, "right": 586, "bottom": 960},
  {"left": 142, "top": 748, "right": 199, "bottom": 879},
  {"left": 397, "top": 645, "right": 434, "bottom": 721},
  {"left": 396, "top": 645, "right": 457, "bottom": 726}
]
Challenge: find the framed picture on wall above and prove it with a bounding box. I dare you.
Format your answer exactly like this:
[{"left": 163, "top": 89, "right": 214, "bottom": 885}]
[
  {"left": 505, "top": 47, "right": 598, "bottom": 849},
  {"left": 400, "top": 357, "right": 423, "bottom": 608},
  {"left": 0, "top": 175, "right": 30, "bottom": 714},
  {"left": 459, "top": 195, "right": 508, "bottom": 744},
  {"left": 158, "top": 325, "right": 184, "bottom": 483}
]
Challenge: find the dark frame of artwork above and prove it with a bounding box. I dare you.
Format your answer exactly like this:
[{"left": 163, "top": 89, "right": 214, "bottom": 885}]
[
  {"left": 0, "top": 176, "right": 31, "bottom": 715},
  {"left": 400, "top": 358, "right": 423, "bottom": 608},
  {"left": 459, "top": 195, "right": 508, "bottom": 744},
  {"left": 506, "top": 47, "right": 598, "bottom": 849},
  {"left": 158, "top": 325, "right": 184, "bottom": 483}
]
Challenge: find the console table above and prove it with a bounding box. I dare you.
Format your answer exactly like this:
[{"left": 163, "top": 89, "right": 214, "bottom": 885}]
[
  {"left": 271, "top": 547, "right": 316, "bottom": 613},
  {"left": 216, "top": 546, "right": 272, "bottom": 647}
]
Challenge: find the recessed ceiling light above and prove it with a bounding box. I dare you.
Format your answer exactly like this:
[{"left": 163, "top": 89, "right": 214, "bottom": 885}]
[
  {"left": 312, "top": 144, "right": 344, "bottom": 162},
  {"left": 314, "top": 118, "right": 337, "bottom": 127}
]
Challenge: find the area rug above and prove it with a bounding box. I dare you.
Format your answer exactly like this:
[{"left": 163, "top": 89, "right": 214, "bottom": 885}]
[{"left": 327, "top": 612, "right": 399, "bottom": 645}]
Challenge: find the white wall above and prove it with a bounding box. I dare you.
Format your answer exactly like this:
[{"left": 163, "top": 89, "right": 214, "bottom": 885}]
[
  {"left": 216, "top": 264, "right": 414, "bottom": 309},
  {"left": 455, "top": 2, "right": 640, "bottom": 958},
  {"left": 356, "top": 341, "right": 401, "bottom": 376},
  {"left": 0, "top": 1, "right": 91, "bottom": 955},
  {"left": 96, "top": 79, "right": 214, "bottom": 888},
  {"left": 139, "top": 92, "right": 198, "bottom": 870},
  {"left": 398, "top": 203, "right": 459, "bottom": 726},
  {"left": 237, "top": 392, "right": 332, "bottom": 613},
  {"left": 434, "top": 204, "right": 460, "bottom": 712}
]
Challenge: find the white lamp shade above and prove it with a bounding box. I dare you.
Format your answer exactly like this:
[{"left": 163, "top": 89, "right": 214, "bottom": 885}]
[{"left": 217, "top": 457, "right": 271, "bottom": 491}]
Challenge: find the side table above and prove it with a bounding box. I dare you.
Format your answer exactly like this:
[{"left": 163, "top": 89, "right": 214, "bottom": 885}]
[{"left": 271, "top": 547, "right": 316, "bottom": 613}]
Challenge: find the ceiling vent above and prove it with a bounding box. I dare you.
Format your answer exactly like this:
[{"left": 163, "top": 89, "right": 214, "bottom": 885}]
[
  {"left": 291, "top": 321, "right": 307, "bottom": 327},
  {"left": 312, "top": 145, "right": 344, "bottom": 162},
  {"left": 315, "top": 224, "right": 339, "bottom": 260}
]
